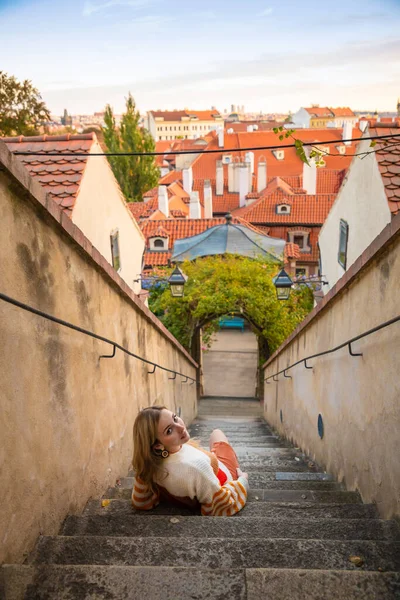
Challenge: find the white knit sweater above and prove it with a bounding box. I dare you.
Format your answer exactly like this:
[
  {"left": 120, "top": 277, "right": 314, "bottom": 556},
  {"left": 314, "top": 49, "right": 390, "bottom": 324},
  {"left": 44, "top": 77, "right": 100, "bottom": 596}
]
[{"left": 132, "top": 443, "right": 248, "bottom": 516}]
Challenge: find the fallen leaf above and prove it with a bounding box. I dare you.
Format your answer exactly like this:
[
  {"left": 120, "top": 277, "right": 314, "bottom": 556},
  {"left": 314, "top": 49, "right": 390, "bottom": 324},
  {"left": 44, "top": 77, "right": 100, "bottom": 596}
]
[
  {"left": 295, "top": 457, "right": 301, "bottom": 462},
  {"left": 101, "top": 500, "right": 111, "bottom": 508},
  {"left": 170, "top": 517, "right": 180, "bottom": 524},
  {"left": 349, "top": 556, "right": 364, "bottom": 567},
  {"left": 301, "top": 494, "right": 307, "bottom": 499},
  {"left": 254, "top": 496, "right": 259, "bottom": 500}
]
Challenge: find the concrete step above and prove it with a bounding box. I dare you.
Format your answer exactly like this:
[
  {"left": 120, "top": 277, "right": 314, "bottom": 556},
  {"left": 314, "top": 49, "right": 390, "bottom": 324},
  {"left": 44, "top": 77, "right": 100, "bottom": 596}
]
[
  {"left": 246, "top": 568, "right": 400, "bottom": 600},
  {"left": 3, "top": 565, "right": 399, "bottom": 600},
  {"left": 106, "top": 486, "right": 361, "bottom": 504},
  {"left": 119, "top": 476, "right": 341, "bottom": 491},
  {"left": 29, "top": 536, "right": 400, "bottom": 571},
  {"left": 84, "top": 499, "right": 380, "bottom": 520},
  {"left": 61, "top": 514, "right": 400, "bottom": 541},
  {"left": 0, "top": 565, "right": 247, "bottom": 600}
]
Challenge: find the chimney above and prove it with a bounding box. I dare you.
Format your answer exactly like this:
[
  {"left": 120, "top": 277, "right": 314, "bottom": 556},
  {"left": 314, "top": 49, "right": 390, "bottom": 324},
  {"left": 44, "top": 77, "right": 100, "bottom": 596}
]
[
  {"left": 182, "top": 167, "right": 193, "bottom": 194},
  {"left": 189, "top": 191, "right": 201, "bottom": 219},
  {"left": 239, "top": 163, "right": 249, "bottom": 207},
  {"left": 245, "top": 151, "right": 255, "bottom": 174},
  {"left": 303, "top": 159, "right": 317, "bottom": 195},
  {"left": 160, "top": 166, "right": 169, "bottom": 177},
  {"left": 247, "top": 125, "right": 254, "bottom": 133},
  {"left": 228, "top": 162, "right": 235, "bottom": 192},
  {"left": 204, "top": 180, "right": 213, "bottom": 218},
  {"left": 158, "top": 185, "right": 169, "bottom": 218},
  {"left": 359, "top": 119, "right": 368, "bottom": 133},
  {"left": 218, "top": 128, "right": 224, "bottom": 148},
  {"left": 257, "top": 161, "right": 267, "bottom": 193},
  {"left": 342, "top": 121, "right": 353, "bottom": 146},
  {"left": 216, "top": 160, "right": 224, "bottom": 195}
]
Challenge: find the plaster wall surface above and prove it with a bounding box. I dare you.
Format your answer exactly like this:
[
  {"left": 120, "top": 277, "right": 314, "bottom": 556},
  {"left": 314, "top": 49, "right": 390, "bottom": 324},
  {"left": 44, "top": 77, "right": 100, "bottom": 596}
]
[
  {"left": 263, "top": 221, "right": 400, "bottom": 519},
  {"left": 72, "top": 145, "right": 145, "bottom": 295},
  {"left": 319, "top": 138, "right": 391, "bottom": 292},
  {"left": 0, "top": 167, "right": 197, "bottom": 564}
]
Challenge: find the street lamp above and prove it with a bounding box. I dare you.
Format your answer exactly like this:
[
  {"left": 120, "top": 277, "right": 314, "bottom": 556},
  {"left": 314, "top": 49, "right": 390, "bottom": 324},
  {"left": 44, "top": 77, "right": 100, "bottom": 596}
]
[
  {"left": 273, "top": 268, "right": 293, "bottom": 301},
  {"left": 167, "top": 266, "right": 187, "bottom": 298},
  {"left": 273, "top": 269, "right": 329, "bottom": 300}
]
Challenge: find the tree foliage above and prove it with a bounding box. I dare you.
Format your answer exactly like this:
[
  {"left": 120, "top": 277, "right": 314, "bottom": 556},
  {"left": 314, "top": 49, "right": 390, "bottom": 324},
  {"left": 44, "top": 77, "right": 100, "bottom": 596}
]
[
  {"left": 103, "top": 94, "right": 160, "bottom": 202},
  {"left": 149, "top": 255, "right": 314, "bottom": 358},
  {"left": 0, "top": 71, "right": 50, "bottom": 136}
]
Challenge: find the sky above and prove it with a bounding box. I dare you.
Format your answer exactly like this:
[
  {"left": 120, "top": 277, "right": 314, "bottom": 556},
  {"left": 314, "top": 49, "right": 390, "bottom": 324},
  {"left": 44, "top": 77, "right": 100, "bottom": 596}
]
[{"left": 1, "top": 0, "right": 400, "bottom": 116}]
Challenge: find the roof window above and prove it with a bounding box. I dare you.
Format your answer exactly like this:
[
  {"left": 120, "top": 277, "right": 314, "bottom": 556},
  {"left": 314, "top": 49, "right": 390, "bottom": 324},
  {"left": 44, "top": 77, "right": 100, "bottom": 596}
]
[
  {"left": 276, "top": 204, "right": 291, "bottom": 215},
  {"left": 272, "top": 150, "right": 285, "bottom": 160}
]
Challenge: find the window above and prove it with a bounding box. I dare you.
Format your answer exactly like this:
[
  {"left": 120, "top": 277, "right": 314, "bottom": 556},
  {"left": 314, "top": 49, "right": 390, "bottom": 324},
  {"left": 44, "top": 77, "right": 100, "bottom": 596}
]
[
  {"left": 338, "top": 219, "right": 349, "bottom": 269},
  {"left": 154, "top": 239, "right": 164, "bottom": 248},
  {"left": 276, "top": 204, "right": 291, "bottom": 214},
  {"left": 294, "top": 235, "right": 305, "bottom": 249},
  {"left": 296, "top": 268, "right": 307, "bottom": 277},
  {"left": 110, "top": 230, "right": 121, "bottom": 271}
]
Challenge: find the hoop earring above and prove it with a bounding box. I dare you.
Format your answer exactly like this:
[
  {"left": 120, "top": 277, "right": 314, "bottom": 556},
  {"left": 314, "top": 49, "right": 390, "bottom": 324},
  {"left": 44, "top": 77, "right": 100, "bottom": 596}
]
[
  {"left": 153, "top": 447, "right": 169, "bottom": 459},
  {"left": 161, "top": 449, "right": 169, "bottom": 458}
]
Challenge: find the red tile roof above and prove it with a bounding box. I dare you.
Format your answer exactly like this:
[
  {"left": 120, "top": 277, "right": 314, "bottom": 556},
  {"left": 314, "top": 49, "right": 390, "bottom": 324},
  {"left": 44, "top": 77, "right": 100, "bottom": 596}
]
[
  {"left": 329, "top": 107, "right": 355, "bottom": 117},
  {"left": 305, "top": 107, "right": 333, "bottom": 118},
  {"left": 150, "top": 109, "right": 222, "bottom": 122},
  {"left": 224, "top": 121, "right": 280, "bottom": 132},
  {"left": 190, "top": 128, "right": 362, "bottom": 183},
  {"left": 370, "top": 126, "right": 400, "bottom": 215},
  {"left": 3, "top": 133, "right": 96, "bottom": 217},
  {"left": 233, "top": 189, "right": 336, "bottom": 225}
]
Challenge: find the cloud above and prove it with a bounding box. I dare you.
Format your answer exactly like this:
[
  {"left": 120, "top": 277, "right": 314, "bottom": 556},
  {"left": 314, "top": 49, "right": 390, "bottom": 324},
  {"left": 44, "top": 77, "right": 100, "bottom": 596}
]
[
  {"left": 258, "top": 7, "right": 273, "bottom": 17},
  {"left": 83, "top": 0, "right": 152, "bottom": 16}
]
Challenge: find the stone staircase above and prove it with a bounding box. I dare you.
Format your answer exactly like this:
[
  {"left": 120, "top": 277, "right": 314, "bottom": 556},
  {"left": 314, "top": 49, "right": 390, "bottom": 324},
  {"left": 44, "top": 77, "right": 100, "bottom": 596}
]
[{"left": 2, "top": 398, "right": 400, "bottom": 599}]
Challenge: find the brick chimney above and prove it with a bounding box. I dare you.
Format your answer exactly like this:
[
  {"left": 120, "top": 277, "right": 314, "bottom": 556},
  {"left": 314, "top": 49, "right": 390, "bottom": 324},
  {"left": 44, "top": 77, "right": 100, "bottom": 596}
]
[
  {"left": 189, "top": 191, "right": 201, "bottom": 219},
  {"left": 158, "top": 185, "right": 169, "bottom": 218},
  {"left": 204, "top": 180, "right": 213, "bottom": 218},
  {"left": 182, "top": 167, "right": 193, "bottom": 194},
  {"left": 257, "top": 161, "right": 267, "bottom": 193},
  {"left": 216, "top": 160, "right": 224, "bottom": 196}
]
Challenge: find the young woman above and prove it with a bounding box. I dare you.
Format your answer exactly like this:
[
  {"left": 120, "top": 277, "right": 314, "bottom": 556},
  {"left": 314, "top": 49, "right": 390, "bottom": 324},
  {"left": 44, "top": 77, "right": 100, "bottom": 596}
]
[{"left": 131, "top": 405, "right": 248, "bottom": 516}]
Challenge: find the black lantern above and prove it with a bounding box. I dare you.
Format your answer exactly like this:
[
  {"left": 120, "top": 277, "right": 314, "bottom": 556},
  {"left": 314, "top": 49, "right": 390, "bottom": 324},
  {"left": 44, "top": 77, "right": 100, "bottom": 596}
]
[
  {"left": 273, "top": 268, "right": 293, "bottom": 300},
  {"left": 168, "top": 266, "right": 187, "bottom": 297}
]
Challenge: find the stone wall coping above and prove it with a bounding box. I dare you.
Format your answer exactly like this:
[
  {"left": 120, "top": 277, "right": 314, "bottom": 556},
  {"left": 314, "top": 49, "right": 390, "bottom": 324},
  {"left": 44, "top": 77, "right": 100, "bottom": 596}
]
[
  {"left": 263, "top": 209, "right": 400, "bottom": 370},
  {"left": 0, "top": 141, "right": 198, "bottom": 369}
]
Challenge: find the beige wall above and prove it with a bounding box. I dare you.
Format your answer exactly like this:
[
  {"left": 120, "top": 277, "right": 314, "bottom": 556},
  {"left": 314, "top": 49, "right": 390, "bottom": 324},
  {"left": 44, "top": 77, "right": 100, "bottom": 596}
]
[
  {"left": 0, "top": 146, "right": 197, "bottom": 564},
  {"left": 72, "top": 143, "right": 145, "bottom": 295},
  {"left": 263, "top": 216, "right": 400, "bottom": 519}
]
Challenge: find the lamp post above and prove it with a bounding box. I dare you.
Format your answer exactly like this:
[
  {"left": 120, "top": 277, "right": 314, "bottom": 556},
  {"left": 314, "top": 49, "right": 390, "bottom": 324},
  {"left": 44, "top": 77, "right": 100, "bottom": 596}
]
[
  {"left": 273, "top": 268, "right": 294, "bottom": 301},
  {"left": 134, "top": 266, "right": 187, "bottom": 297},
  {"left": 167, "top": 266, "right": 187, "bottom": 298},
  {"left": 273, "top": 269, "right": 329, "bottom": 300}
]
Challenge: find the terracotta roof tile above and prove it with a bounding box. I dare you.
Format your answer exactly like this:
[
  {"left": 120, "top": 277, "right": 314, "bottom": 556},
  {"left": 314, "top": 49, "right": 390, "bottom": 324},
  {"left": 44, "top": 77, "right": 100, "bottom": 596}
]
[
  {"left": 3, "top": 133, "right": 95, "bottom": 214},
  {"left": 369, "top": 127, "right": 400, "bottom": 215}
]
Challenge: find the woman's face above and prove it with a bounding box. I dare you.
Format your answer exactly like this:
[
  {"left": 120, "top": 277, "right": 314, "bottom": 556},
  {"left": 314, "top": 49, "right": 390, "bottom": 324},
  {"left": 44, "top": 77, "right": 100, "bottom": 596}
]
[{"left": 155, "top": 409, "right": 190, "bottom": 453}]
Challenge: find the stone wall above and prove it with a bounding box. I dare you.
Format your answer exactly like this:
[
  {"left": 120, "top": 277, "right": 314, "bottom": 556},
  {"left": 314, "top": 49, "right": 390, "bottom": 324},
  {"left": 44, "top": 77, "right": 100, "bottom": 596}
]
[
  {"left": 0, "top": 144, "right": 197, "bottom": 564},
  {"left": 263, "top": 213, "right": 400, "bottom": 519}
]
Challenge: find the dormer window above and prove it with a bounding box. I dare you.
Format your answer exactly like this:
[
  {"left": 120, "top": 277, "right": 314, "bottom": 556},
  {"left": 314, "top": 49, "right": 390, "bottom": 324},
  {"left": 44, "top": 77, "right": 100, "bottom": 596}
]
[
  {"left": 288, "top": 230, "right": 311, "bottom": 253},
  {"left": 336, "top": 145, "right": 346, "bottom": 155},
  {"left": 272, "top": 150, "right": 285, "bottom": 160},
  {"left": 222, "top": 154, "right": 232, "bottom": 164},
  {"left": 276, "top": 204, "right": 291, "bottom": 214},
  {"left": 149, "top": 236, "right": 169, "bottom": 251}
]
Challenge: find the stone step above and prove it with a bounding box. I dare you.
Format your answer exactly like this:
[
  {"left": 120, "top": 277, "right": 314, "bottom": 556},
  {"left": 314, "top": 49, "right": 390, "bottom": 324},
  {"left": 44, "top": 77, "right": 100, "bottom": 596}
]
[
  {"left": 246, "top": 568, "right": 400, "bottom": 600},
  {"left": 61, "top": 514, "right": 400, "bottom": 541},
  {"left": 3, "top": 565, "right": 399, "bottom": 600},
  {"left": 84, "top": 499, "right": 379, "bottom": 520},
  {"left": 0, "top": 565, "right": 247, "bottom": 600},
  {"left": 29, "top": 536, "right": 400, "bottom": 571},
  {"left": 126, "top": 463, "right": 325, "bottom": 478},
  {"left": 119, "top": 476, "right": 341, "bottom": 491},
  {"left": 106, "top": 486, "right": 361, "bottom": 504}
]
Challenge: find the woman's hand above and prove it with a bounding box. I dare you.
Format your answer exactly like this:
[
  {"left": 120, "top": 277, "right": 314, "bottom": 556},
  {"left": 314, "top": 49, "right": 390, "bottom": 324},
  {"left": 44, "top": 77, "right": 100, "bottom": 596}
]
[{"left": 237, "top": 468, "right": 248, "bottom": 480}]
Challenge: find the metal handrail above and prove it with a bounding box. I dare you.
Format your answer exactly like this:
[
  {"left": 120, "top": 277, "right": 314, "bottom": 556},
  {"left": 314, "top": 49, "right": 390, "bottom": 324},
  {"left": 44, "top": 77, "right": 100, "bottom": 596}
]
[
  {"left": 264, "top": 314, "right": 400, "bottom": 383},
  {"left": 0, "top": 292, "right": 197, "bottom": 384}
]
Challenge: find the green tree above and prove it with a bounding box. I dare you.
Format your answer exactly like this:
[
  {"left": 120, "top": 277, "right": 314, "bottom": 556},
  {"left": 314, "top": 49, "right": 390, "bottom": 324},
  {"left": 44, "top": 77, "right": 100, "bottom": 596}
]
[
  {"left": 0, "top": 71, "right": 50, "bottom": 136},
  {"left": 149, "top": 255, "right": 313, "bottom": 359},
  {"left": 103, "top": 94, "right": 160, "bottom": 202}
]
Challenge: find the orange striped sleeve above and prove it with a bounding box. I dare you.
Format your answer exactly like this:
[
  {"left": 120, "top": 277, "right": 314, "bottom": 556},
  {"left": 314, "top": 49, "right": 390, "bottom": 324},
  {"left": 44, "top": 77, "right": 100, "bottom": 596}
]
[
  {"left": 201, "top": 477, "right": 248, "bottom": 517},
  {"left": 131, "top": 477, "right": 160, "bottom": 510}
]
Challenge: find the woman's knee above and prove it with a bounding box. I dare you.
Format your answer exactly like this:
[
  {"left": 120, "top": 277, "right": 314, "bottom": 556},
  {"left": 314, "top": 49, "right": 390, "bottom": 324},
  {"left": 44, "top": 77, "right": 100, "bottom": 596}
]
[{"left": 209, "top": 428, "right": 229, "bottom": 448}]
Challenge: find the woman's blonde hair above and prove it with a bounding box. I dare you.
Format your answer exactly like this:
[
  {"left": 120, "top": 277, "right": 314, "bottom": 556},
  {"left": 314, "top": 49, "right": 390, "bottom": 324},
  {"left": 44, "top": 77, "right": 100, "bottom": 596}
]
[{"left": 132, "top": 405, "right": 167, "bottom": 494}]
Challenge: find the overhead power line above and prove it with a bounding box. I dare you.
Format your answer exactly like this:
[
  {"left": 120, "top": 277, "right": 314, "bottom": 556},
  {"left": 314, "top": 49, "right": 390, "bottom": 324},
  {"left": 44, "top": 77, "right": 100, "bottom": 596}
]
[{"left": 11, "top": 133, "right": 400, "bottom": 157}]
